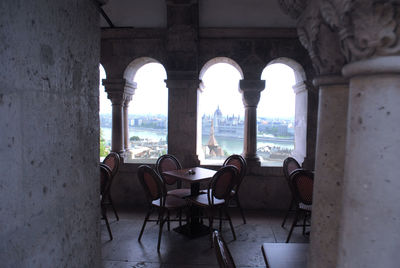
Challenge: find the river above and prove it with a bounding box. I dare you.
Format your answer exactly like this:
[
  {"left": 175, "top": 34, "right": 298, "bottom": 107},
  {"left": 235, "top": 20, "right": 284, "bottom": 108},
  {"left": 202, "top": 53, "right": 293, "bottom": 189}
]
[{"left": 101, "top": 127, "right": 294, "bottom": 155}]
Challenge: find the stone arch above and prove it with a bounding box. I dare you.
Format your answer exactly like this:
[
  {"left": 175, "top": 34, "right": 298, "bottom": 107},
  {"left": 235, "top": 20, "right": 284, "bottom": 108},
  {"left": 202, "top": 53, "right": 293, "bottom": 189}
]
[
  {"left": 260, "top": 57, "right": 308, "bottom": 165},
  {"left": 199, "top": 57, "right": 244, "bottom": 80},
  {"left": 266, "top": 57, "right": 306, "bottom": 85},
  {"left": 123, "top": 57, "right": 164, "bottom": 82}
]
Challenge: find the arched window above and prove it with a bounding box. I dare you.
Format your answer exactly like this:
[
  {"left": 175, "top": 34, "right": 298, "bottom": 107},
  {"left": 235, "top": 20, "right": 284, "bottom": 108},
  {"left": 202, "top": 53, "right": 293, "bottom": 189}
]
[
  {"left": 99, "top": 64, "right": 111, "bottom": 160},
  {"left": 125, "top": 62, "right": 168, "bottom": 162},
  {"left": 258, "top": 59, "right": 307, "bottom": 166},
  {"left": 198, "top": 59, "right": 244, "bottom": 164}
]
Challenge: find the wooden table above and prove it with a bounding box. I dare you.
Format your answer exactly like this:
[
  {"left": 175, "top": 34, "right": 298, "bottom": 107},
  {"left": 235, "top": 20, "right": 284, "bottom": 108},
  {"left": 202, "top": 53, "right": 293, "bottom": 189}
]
[
  {"left": 162, "top": 167, "right": 217, "bottom": 238},
  {"left": 261, "top": 243, "right": 309, "bottom": 268}
]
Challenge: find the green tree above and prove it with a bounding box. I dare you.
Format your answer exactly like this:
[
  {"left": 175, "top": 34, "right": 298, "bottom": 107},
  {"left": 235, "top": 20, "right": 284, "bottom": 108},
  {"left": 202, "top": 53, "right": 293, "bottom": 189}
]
[
  {"left": 100, "top": 128, "right": 109, "bottom": 157},
  {"left": 130, "top": 135, "right": 141, "bottom": 141}
]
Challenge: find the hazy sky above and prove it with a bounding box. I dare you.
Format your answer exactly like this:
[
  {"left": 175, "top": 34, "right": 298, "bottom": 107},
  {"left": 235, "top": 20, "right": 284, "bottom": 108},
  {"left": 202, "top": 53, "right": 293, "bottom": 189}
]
[{"left": 99, "top": 62, "right": 296, "bottom": 119}]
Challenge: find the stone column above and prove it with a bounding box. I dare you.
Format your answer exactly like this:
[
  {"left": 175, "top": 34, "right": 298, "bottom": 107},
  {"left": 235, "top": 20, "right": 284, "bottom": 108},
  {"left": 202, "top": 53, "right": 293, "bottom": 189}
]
[
  {"left": 291, "top": 81, "right": 308, "bottom": 164},
  {"left": 165, "top": 78, "right": 201, "bottom": 167},
  {"left": 309, "top": 75, "right": 349, "bottom": 268},
  {"left": 280, "top": 2, "right": 348, "bottom": 267},
  {"left": 122, "top": 81, "right": 136, "bottom": 158},
  {"left": 337, "top": 57, "right": 400, "bottom": 268},
  {"left": 103, "top": 78, "right": 126, "bottom": 155},
  {"left": 239, "top": 79, "right": 265, "bottom": 166}
]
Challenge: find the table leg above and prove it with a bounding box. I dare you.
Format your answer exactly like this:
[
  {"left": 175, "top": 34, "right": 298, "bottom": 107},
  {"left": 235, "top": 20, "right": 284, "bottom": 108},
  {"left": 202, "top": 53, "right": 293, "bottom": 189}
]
[{"left": 174, "top": 182, "right": 209, "bottom": 238}]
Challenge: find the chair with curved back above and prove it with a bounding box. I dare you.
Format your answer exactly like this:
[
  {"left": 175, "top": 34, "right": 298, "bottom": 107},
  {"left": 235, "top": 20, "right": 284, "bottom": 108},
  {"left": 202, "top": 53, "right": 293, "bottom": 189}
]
[
  {"left": 223, "top": 154, "right": 247, "bottom": 224},
  {"left": 156, "top": 154, "right": 191, "bottom": 198},
  {"left": 281, "top": 157, "right": 301, "bottom": 227},
  {"left": 137, "top": 165, "right": 188, "bottom": 251},
  {"left": 100, "top": 164, "right": 113, "bottom": 240},
  {"left": 189, "top": 165, "right": 238, "bottom": 242},
  {"left": 286, "top": 169, "right": 314, "bottom": 243},
  {"left": 102, "top": 152, "right": 121, "bottom": 220},
  {"left": 213, "top": 230, "right": 236, "bottom": 268}
]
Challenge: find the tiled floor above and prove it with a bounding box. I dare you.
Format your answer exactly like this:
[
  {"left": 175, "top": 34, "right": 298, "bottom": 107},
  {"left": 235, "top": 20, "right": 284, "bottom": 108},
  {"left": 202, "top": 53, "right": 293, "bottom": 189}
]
[{"left": 102, "top": 209, "right": 309, "bottom": 268}]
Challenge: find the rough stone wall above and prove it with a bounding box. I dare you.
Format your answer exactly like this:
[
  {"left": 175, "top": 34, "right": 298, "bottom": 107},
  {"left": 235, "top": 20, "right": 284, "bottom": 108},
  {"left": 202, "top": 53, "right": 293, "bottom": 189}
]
[{"left": 0, "top": 1, "right": 101, "bottom": 267}]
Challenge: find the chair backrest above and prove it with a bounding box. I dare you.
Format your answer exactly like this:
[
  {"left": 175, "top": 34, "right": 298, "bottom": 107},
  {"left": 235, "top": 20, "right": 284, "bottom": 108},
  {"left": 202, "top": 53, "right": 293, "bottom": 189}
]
[
  {"left": 283, "top": 157, "right": 301, "bottom": 180},
  {"left": 213, "top": 230, "right": 236, "bottom": 268},
  {"left": 100, "top": 164, "right": 112, "bottom": 200},
  {"left": 156, "top": 154, "right": 182, "bottom": 185},
  {"left": 223, "top": 154, "right": 247, "bottom": 191},
  {"left": 208, "top": 165, "right": 238, "bottom": 205},
  {"left": 290, "top": 169, "right": 314, "bottom": 206},
  {"left": 103, "top": 152, "right": 120, "bottom": 177},
  {"left": 137, "top": 165, "right": 166, "bottom": 205}
]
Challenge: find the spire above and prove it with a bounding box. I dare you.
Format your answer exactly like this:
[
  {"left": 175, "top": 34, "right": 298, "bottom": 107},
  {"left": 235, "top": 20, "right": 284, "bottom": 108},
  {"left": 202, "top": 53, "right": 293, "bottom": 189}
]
[{"left": 207, "top": 120, "right": 219, "bottom": 147}]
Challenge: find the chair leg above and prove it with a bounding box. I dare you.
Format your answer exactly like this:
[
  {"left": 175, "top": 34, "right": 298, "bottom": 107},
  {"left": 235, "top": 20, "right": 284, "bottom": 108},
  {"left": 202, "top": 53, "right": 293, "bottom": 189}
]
[
  {"left": 138, "top": 208, "right": 152, "bottom": 242},
  {"left": 108, "top": 193, "right": 119, "bottom": 221},
  {"left": 224, "top": 206, "right": 236, "bottom": 240},
  {"left": 179, "top": 208, "right": 182, "bottom": 227},
  {"left": 235, "top": 195, "right": 246, "bottom": 224},
  {"left": 302, "top": 212, "right": 307, "bottom": 235},
  {"left": 281, "top": 198, "right": 294, "bottom": 227},
  {"left": 167, "top": 210, "right": 170, "bottom": 231},
  {"left": 157, "top": 210, "right": 165, "bottom": 252},
  {"left": 208, "top": 209, "right": 214, "bottom": 247},
  {"left": 286, "top": 209, "right": 299, "bottom": 243},
  {"left": 219, "top": 208, "right": 222, "bottom": 231},
  {"left": 102, "top": 205, "right": 113, "bottom": 240}
]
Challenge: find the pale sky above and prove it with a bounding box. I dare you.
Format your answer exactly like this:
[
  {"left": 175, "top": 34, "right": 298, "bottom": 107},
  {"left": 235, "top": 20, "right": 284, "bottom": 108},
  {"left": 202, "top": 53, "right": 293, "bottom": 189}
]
[{"left": 99, "top": 62, "right": 296, "bottom": 119}]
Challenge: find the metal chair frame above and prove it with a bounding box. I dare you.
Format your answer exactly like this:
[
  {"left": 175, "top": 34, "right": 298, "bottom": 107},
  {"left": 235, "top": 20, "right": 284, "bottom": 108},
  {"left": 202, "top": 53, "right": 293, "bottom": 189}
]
[
  {"left": 213, "top": 230, "right": 236, "bottom": 268},
  {"left": 189, "top": 165, "right": 238, "bottom": 243},
  {"left": 281, "top": 157, "right": 301, "bottom": 227},
  {"left": 285, "top": 169, "right": 314, "bottom": 243},
  {"left": 223, "top": 154, "right": 247, "bottom": 224},
  {"left": 156, "top": 154, "right": 191, "bottom": 198},
  {"left": 100, "top": 164, "right": 113, "bottom": 240},
  {"left": 137, "top": 165, "right": 187, "bottom": 251},
  {"left": 102, "top": 152, "right": 121, "bottom": 221}
]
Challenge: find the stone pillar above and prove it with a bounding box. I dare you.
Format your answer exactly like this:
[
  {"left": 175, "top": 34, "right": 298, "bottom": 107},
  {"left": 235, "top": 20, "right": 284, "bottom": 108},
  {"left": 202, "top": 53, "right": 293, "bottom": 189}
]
[
  {"left": 291, "top": 81, "right": 308, "bottom": 164},
  {"left": 122, "top": 81, "right": 136, "bottom": 158},
  {"left": 103, "top": 78, "right": 126, "bottom": 155},
  {"left": 280, "top": 2, "right": 348, "bottom": 267},
  {"left": 309, "top": 75, "right": 349, "bottom": 268},
  {"left": 165, "top": 79, "right": 200, "bottom": 167},
  {"left": 239, "top": 79, "right": 265, "bottom": 166},
  {"left": 337, "top": 57, "right": 400, "bottom": 268}
]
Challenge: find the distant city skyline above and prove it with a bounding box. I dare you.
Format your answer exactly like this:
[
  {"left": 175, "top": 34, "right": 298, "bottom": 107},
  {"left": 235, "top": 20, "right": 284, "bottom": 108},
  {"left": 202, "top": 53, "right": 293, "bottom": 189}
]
[{"left": 99, "top": 62, "right": 296, "bottom": 119}]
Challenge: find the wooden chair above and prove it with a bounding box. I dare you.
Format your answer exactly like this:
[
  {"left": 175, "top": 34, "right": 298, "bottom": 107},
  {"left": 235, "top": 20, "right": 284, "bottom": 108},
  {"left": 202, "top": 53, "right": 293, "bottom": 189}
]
[
  {"left": 156, "top": 154, "right": 191, "bottom": 198},
  {"left": 100, "top": 164, "right": 113, "bottom": 240},
  {"left": 102, "top": 152, "right": 121, "bottom": 220},
  {"left": 213, "top": 230, "right": 236, "bottom": 268},
  {"left": 188, "top": 165, "right": 238, "bottom": 242},
  {"left": 137, "top": 165, "right": 188, "bottom": 251},
  {"left": 286, "top": 169, "right": 313, "bottom": 243},
  {"left": 223, "top": 154, "right": 247, "bottom": 224},
  {"left": 281, "top": 157, "right": 301, "bottom": 227}
]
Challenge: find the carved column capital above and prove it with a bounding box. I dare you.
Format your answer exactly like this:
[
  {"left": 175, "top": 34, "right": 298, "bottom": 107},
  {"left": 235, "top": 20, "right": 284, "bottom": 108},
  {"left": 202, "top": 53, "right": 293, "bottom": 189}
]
[
  {"left": 320, "top": 0, "right": 400, "bottom": 62},
  {"left": 103, "top": 79, "right": 136, "bottom": 105},
  {"left": 239, "top": 80, "right": 265, "bottom": 107},
  {"left": 278, "top": 0, "right": 309, "bottom": 19},
  {"left": 296, "top": 0, "right": 347, "bottom": 75}
]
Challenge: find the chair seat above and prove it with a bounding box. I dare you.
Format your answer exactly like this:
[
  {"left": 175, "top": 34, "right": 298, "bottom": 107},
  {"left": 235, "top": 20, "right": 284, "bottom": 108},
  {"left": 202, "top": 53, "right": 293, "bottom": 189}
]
[
  {"left": 167, "top": 188, "right": 191, "bottom": 198},
  {"left": 152, "top": 195, "right": 187, "bottom": 208},
  {"left": 189, "top": 194, "right": 225, "bottom": 207},
  {"left": 299, "top": 203, "right": 312, "bottom": 211}
]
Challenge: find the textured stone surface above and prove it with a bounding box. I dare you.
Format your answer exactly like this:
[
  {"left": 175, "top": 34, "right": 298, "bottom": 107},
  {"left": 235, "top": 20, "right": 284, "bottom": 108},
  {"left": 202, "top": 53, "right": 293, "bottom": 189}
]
[
  {"left": 0, "top": 1, "right": 100, "bottom": 267},
  {"left": 338, "top": 65, "right": 400, "bottom": 268},
  {"left": 309, "top": 77, "right": 349, "bottom": 268}
]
